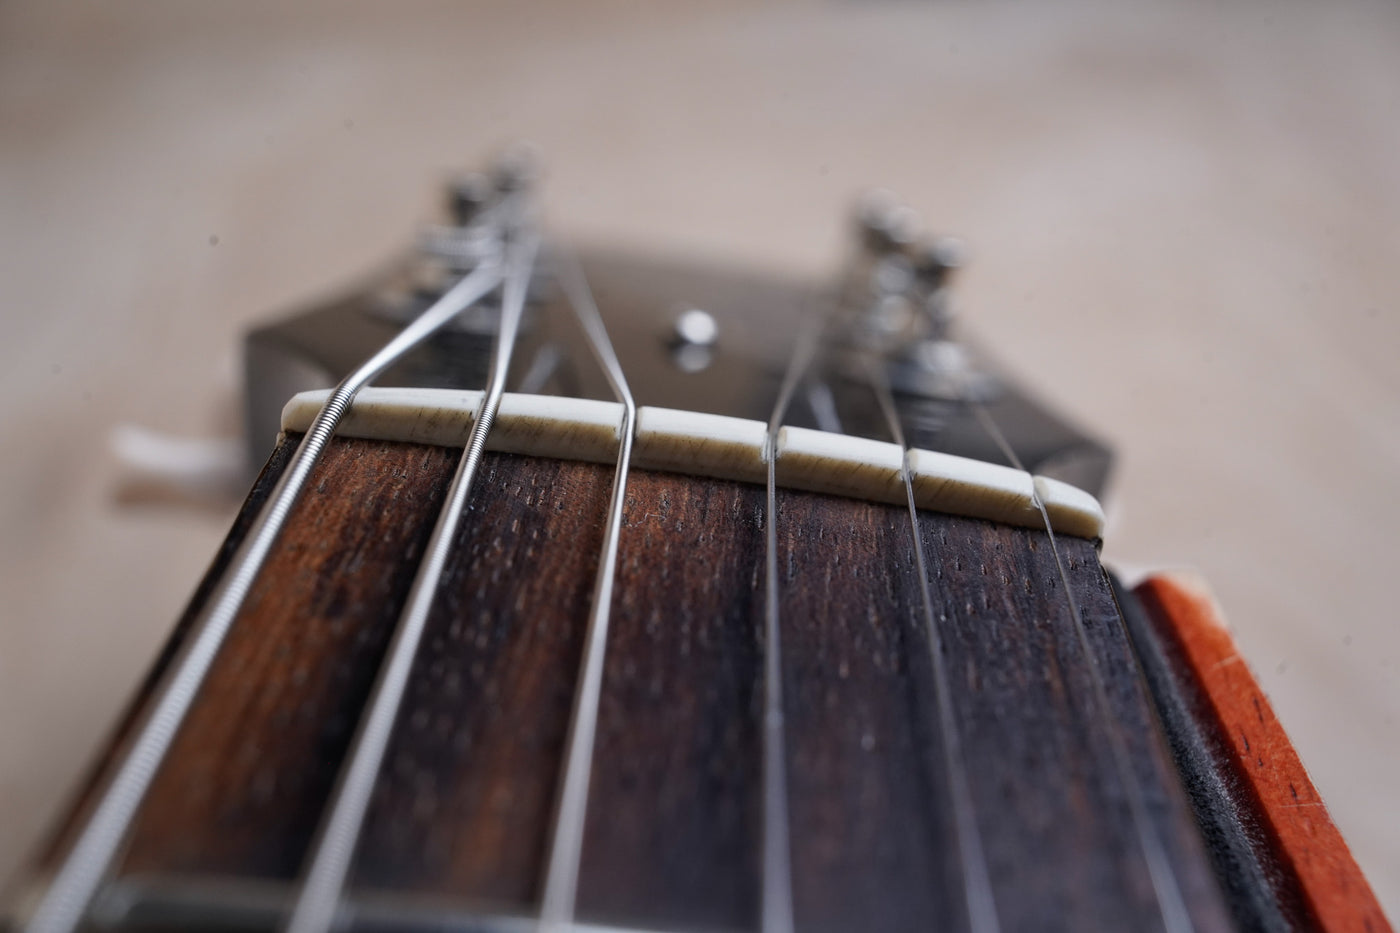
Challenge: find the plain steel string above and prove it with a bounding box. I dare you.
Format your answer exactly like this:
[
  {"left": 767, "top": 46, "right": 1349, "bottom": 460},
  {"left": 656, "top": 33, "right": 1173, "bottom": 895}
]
[
  {"left": 969, "top": 402, "right": 1193, "bottom": 933},
  {"left": 537, "top": 245, "right": 636, "bottom": 932},
  {"left": 863, "top": 358, "right": 1001, "bottom": 933},
  {"left": 23, "top": 255, "right": 505, "bottom": 933},
  {"left": 283, "top": 228, "right": 540, "bottom": 933},
  {"left": 760, "top": 309, "right": 830, "bottom": 933}
]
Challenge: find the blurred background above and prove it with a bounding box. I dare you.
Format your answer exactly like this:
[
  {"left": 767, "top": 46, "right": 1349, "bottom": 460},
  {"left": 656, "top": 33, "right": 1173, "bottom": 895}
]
[{"left": 2, "top": 0, "right": 1397, "bottom": 918}]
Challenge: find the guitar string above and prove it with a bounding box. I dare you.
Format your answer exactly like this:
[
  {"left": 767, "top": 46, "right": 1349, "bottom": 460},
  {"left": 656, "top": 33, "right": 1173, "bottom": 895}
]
[
  {"left": 536, "top": 244, "right": 637, "bottom": 932},
  {"left": 760, "top": 307, "right": 830, "bottom": 933},
  {"left": 863, "top": 358, "right": 1001, "bottom": 933},
  {"left": 283, "top": 228, "right": 540, "bottom": 933},
  {"left": 969, "top": 401, "right": 1193, "bottom": 933},
  {"left": 22, "top": 256, "right": 506, "bottom": 933},
  {"left": 802, "top": 378, "right": 843, "bottom": 434},
  {"left": 41, "top": 214, "right": 1181, "bottom": 933}
]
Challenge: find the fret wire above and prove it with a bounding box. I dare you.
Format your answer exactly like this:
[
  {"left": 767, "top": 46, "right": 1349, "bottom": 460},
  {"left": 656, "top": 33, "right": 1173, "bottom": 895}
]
[
  {"left": 864, "top": 358, "right": 1001, "bottom": 933},
  {"left": 282, "top": 229, "right": 541, "bottom": 933},
  {"left": 22, "top": 257, "right": 506, "bottom": 933},
  {"left": 537, "top": 245, "right": 636, "bottom": 932},
  {"left": 760, "top": 309, "right": 828, "bottom": 933},
  {"left": 970, "top": 402, "right": 1193, "bottom": 933}
]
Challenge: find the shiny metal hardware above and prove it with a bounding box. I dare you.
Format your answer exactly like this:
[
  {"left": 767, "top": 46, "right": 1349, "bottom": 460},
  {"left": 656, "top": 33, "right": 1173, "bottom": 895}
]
[
  {"left": 447, "top": 171, "right": 493, "bottom": 225},
  {"left": 668, "top": 307, "right": 719, "bottom": 373},
  {"left": 834, "top": 191, "right": 995, "bottom": 401},
  {"left": 243, "top": 172, "right": 1111, "bottom": 496},
  {"left": 671, "top": 307, "right": 719, "bottom": 348},
  {"left": 378, "top": 150, "right": 544, "bottom": 334}
]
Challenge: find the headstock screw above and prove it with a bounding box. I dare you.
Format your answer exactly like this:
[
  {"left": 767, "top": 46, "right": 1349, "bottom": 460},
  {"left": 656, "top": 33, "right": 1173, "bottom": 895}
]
[{"left": 672, "top": 307, "right": 719, "bottom": 348}]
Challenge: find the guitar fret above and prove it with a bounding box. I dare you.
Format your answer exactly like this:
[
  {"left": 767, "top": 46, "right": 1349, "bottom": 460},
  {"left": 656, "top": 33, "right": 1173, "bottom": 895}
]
[
  {"left": 284, "top": 229, "right": 540, "bottom": 933},
  {"left": 970, "top": 402, "right": 1195, "bottom": 933},
  {"left": 23, "top": 257, "right": 507, "bottom": 933},
  {"left": 866, "top": 358, "right": 1002, "bottom": 933},
  {"left": 538, "top": 246, "right": 637, "bottom": 931}
]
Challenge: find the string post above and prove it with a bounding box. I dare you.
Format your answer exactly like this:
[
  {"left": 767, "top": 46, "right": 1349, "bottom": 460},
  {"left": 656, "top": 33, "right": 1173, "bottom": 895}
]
[
  {"left": 832, "top": 196, "right": 999, "bottom": 415},
  {"left": 447, "top": 172, "right": 493, "bottom": 226},
  {"left": 909, "top": 235, "right": 964, "bottom": 340},
  {"left": 843, "top": 193, "right": 953, "bottom": 348},
  {"left": 855, "top": 188, "right": 920, "bottom": 255},
  {"left": 490, "top": 143, "right": 543, "bottom": 197}
]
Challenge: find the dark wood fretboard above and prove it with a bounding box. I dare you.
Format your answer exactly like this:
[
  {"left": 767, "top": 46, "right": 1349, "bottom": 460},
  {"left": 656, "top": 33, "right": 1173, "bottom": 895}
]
[{"left": 37, "top": 434, "right": 1236, "bottom": 933}]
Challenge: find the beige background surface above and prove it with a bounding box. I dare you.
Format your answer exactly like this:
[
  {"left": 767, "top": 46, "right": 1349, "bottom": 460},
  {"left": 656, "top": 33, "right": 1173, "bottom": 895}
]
[{"left": 2, "top": 0, "right": 1397, "bottom": 919}]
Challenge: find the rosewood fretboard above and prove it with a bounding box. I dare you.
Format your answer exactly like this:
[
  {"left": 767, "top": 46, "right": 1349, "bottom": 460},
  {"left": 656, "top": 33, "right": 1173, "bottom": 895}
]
[{"left": 38, "top": 434, "right": 1236, "bottom": 932}]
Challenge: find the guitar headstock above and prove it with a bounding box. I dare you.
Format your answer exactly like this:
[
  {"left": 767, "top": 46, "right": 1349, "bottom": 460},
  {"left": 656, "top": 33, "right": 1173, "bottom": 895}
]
[{"left": 244, "top": 160, "right": 1112, "bottom": 496}]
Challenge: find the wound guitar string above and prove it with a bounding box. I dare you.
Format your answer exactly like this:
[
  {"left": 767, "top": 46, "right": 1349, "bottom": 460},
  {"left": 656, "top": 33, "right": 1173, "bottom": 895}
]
[
  {"left": 537, "top": 244, "right": 638, "bottom": 932},
  {"left": 283, "top": 226, "right": 541, "bottom": 933},
  {"left": 864, "top": 357, "right": 1001, "bottom": 933},
  {"left": 23, "top": 253, "right": 509, "bottom": 933},
  {"left": 969, "top": 401, "right": 1194, "bottom": 933}
]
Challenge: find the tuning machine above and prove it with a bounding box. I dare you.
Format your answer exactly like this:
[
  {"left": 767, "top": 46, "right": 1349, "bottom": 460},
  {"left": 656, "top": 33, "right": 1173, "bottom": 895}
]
[
  {"left": 832, "top": 192, "right": 999, "bottom": 404},
  {"left": 376, "top": 150, "right": 547, "bottom": 334},
  {"left": 243, "top": 171, "right": 1111, "bottom": 496}
]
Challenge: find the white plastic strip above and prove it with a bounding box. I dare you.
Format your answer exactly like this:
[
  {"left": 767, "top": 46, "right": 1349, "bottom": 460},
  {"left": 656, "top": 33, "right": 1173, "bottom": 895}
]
[
  {"left": 281, "top": 388, "right": 1105, "bottom": 538},
  {"left": 634, "top": 406, "right": 769, "bottom": 484},
  {"left": 775, "top": 425, "right": 904, "bottom": 505}
]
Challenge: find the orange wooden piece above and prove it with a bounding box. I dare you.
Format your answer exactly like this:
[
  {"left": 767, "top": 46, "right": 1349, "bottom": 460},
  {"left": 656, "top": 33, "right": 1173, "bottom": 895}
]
[{"left": 1135, "top": 573, "right": 1391, "bottom": 933}]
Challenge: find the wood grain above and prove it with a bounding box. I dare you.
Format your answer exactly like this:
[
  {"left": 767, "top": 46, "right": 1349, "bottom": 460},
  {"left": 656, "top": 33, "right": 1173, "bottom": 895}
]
[
  {"left": 350, "top": 452, "right": 612, "bottom": 909},
  {"left": 120, "top": 435, "right": 461, "bottom": 880},
  {"left": 915, "top": 515, "right": 1234, "bottom": 933},
  {"left": 1135, "top": 574, "right": 1392, "bottom": 933},
  {"left": 777, "top": 489, "right": 969, "bottom": 933},
  {"left": 32, "top": 437, "right": 303, "bottom": 873},
  {"left": 25, "top": 438, "right": 1256, "bottom": 932},
  {"left": 1115, "top": 570, "right": 1307, "bottom": 933},
  {"left": 576, "top": 471, "right": 765, "bottom": 931}
]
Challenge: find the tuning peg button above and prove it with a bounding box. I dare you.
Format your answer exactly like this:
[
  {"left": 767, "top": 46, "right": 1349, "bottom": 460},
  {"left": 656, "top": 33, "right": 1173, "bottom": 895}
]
[
  {"left": 911, "top": 236, "right": 965, "bottom": 288},
  {"left": 855, "top": 189, "right": 920, "bottom": 254},
  {"left": 447, "top": 173, "right": 492, "bottom": 226},
  {"left": 491, "top": 143, "right": 542, "bottom": 193}
]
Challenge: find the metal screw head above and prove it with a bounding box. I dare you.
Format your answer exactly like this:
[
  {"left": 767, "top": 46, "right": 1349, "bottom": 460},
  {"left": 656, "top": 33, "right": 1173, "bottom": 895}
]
[{"left": 672, "top": 307, "right": 719, "bottom": 348}]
